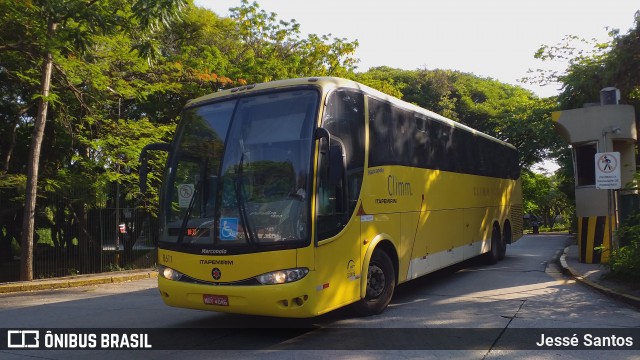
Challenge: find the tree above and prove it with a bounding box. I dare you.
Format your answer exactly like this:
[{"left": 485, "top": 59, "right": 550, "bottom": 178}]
[
  {"left": 0, "top": 0, "right": 186, "bottom": 280},
  {"left": 529, "top": 12, "right": 640, "bottom": 158},
  {"left": 226, "top": 0, "right": 359, "bottom": 82},
  {"left": 521, "top": 170, "right": 572, "bottom": 230}
]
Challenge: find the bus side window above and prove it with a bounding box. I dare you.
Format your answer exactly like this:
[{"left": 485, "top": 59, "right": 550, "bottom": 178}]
[{"left": 317, "top": 90, "right": 365, "bottom": 241}]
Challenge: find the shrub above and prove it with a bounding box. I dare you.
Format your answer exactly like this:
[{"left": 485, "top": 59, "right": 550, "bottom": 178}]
[{"left": 608, "top": 213, "right": 640, "bottom": 281}]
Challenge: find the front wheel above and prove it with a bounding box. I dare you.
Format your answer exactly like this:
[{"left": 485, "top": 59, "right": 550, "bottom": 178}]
[{"left": 353, "top": 249, "right": 396, "bottom": 316}]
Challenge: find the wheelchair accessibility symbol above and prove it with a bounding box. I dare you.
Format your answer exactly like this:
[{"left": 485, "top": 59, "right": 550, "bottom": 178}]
[{"left": 220, "top": 218, "right": 238, "bottom": 240}]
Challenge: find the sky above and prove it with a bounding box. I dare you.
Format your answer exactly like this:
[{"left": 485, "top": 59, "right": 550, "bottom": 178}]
[{"left": 193, "top": 0, "right": 638, "bottom": 98}]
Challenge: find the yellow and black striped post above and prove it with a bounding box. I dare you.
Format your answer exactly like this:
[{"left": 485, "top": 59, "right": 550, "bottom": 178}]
[{"left": 577, "top": 216, "right": 611, "bottom": 263}]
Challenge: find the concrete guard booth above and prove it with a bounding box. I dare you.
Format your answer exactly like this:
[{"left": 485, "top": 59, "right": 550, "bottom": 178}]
[{"left": 553, "top": 89, "right": 638, "bottom": 263}]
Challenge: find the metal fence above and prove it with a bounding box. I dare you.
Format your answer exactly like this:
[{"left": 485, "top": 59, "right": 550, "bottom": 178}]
[{"left": 0, "top": 185, "right": 157, "bottom": 283}]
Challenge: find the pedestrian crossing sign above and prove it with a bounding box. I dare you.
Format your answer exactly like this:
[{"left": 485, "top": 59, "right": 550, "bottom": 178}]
[{"left": 595, "top": 152, "right": 621, "bottom": 189}]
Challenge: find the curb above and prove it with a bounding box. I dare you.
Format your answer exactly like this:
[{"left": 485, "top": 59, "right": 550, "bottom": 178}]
[
  {"left": 559, "top": 247, "right": 640, "bottom": 310},
  {"left": 0, "top": 270, "right": 158, "bottom": 294}
]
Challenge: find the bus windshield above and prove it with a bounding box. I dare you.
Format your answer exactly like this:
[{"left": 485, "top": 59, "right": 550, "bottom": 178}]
[{"left": 160, "top": 89, "right": 318, "bottom": 253}]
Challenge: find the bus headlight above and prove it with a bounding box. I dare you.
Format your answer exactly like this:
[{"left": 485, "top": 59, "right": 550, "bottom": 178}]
[
  {"left": 159, "top": 265, "right": 183, "bottom": 281},
  {"left": 256, "top": 268, "right": 309, "bottom": 285}
]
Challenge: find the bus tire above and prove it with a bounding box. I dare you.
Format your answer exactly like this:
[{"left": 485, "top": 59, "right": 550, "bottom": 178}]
[
  {"left": 485, "top": 224, "right": 501, "bottom": 265},
  {"left": 499, "top": 223, "right": 510, "bottom": 260},
  {"left": 353, "top": 249, "right": 395, "bottom": 316}
]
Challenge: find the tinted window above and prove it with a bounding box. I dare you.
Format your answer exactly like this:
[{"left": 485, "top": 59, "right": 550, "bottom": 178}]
[
  {"left": 368, "top": 97, "right": 519, "bottom": 179},
  {"left": 317, "top": 90, "right": 366, "bottom": 240}
]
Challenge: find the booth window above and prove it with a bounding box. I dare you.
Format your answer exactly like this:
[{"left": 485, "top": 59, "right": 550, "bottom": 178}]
[{"left": 574, "top": 143, "right": 597, "bottom": 186}]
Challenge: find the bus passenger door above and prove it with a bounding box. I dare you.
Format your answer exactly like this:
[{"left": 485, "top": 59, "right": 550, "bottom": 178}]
[{"left": 313, "top": 134, "right": 361, "bottom": 313}]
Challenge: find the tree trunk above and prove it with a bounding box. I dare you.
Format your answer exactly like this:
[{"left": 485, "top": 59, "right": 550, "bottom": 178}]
[
  {"left": 2, "top": 115, "right": 21, "bottom": 173},
  {"left": 20, "top": 19, "right": 57, "bottom": 281},
  {"left": 2, "top": 102, "right": 31, "bottom": 173}
]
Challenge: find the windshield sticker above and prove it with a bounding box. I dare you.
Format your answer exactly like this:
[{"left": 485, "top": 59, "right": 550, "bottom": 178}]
[
  {"left": 177, "top": 184, "right": 195, "bottom": 208},
  {"left": 220, "top": 218, "right": 239, "bottom": 240}
]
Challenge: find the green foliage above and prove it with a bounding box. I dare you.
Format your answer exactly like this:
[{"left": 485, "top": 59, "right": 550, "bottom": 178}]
[
  {"left": 529, "top": 12, "right": 640, "bottom": 112},
  {"left": 521, "top": 170, "right": 572, "bottom": 229},
  {"left": 607, "top": 213, "right": 640, "bottom": 281},
  {"left": 354, "top": 70, "right": 404, "bottom": 98},
  {"left": 226, "top": 0, "right": 359, "bottom": 81},
  {"left": 104, "top": 263, "right": 135, "bottom": 272},
  {"left": 0, "top": 173, "right": 26, "bottom": 190},
  {"left": 0, "top": 174, "right": 26, "bottom": 204}
]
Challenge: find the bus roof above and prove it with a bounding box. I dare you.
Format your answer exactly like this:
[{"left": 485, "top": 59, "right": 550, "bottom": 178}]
[{"left": 185, "top": 77, "right": 516, "bottom": 150}]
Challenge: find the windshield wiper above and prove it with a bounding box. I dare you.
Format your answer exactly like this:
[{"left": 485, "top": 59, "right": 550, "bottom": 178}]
[{"left": 235, "top": 153, "right": 258, "bottom": 245}]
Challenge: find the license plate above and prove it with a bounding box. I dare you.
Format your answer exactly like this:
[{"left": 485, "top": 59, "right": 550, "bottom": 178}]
[{"left": 203, "top": 294, "right": 229, "bottom": 306}]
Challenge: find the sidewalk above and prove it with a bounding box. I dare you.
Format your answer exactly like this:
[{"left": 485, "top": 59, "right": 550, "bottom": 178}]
[
  {"left": 560, "top": 244, "right": 640, "bottom": 310},
  {"left": 0, "top": 269, "right": 157, "bottom": 294}
]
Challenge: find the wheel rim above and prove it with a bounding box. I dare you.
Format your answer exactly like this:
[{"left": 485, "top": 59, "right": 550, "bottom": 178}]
[{"left": 367, "top": 263, "right": 386, "bottom": 298}]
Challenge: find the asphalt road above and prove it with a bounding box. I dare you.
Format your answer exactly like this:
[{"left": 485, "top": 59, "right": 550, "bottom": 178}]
[{"left": 1, "top": 234, "right": 639, "bottom": 359}]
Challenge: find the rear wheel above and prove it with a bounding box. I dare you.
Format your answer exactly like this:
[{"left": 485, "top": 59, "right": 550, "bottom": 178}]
[
  {"left": 485, "top": 224, "right": 501, "bottom": 265},
  {"left": 353, "top": 249, "right": 395, "bottom": 316},
  {"left": 499, "top": 223, "right": 511, "bottom": 260}
]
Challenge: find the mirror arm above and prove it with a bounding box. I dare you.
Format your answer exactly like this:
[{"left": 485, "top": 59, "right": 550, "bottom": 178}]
[{"left": 139, "top": 142, "right": 171, "bottom": 193}]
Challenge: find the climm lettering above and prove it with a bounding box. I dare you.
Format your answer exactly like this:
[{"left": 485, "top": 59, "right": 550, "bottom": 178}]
[{"left": 388, "top": 175, "right": 412, "bottom": 196}]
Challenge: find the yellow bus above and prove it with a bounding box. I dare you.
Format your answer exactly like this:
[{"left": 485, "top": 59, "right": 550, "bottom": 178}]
[{"left": 140, "top": 77, "right": 523, "bottom": 318}]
